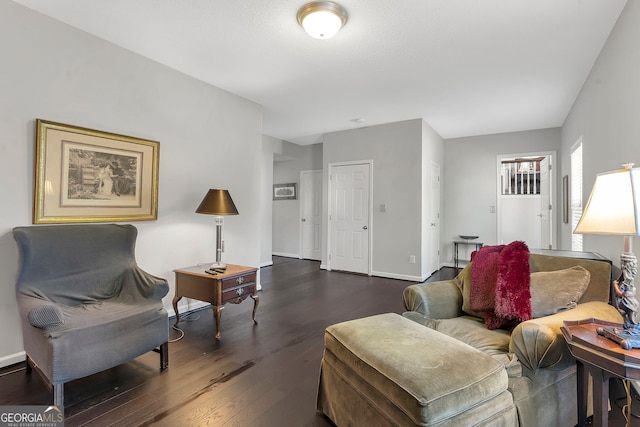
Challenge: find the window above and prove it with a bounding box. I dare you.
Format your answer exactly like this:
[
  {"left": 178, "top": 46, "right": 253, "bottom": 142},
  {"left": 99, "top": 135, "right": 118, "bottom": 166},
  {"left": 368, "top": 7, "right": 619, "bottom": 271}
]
[
  {"left": 500, "top": 157, "right": 543, "bottom": 195},
  {"left": 571, "top": 141, "right": 583, "bottom": 251}
]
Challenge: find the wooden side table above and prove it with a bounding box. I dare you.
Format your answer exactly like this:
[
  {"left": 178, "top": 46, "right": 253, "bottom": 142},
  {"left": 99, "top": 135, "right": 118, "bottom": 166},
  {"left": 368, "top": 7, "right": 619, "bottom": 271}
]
[
  {"left": 561, "top": 319, "right": 640, "bottom": 427},
  {"left": 173, "top": 264, "right": 259, "bottom": 340}
]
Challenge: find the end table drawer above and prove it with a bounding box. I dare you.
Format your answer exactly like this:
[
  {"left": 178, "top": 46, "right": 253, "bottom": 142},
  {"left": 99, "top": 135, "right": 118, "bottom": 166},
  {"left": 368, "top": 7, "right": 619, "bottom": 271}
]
[
  {"left": 221, "top": 272, "right": 256, "bottom": 290},
  {"left": 222, "top": 282, "right": 255, "bottom": 303}
]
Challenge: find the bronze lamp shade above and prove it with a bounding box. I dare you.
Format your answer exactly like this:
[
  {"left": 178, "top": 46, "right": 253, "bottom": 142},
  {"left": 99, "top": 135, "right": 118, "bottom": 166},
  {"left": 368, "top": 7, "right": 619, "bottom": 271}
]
[{"left": 196, "top": 189, "right": 238, "bottom": 269}]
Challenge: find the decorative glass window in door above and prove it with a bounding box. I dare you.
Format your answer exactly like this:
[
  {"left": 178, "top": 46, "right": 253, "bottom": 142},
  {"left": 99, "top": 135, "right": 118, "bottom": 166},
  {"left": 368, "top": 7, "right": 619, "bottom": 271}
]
[{"left": 500, "top": 157, "right": 543, "bottom": 195}]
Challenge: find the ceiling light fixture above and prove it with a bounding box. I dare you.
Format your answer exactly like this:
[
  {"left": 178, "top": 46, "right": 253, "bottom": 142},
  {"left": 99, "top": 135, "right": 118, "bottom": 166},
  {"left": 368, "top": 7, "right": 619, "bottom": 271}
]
[{"left": 297, "top": 1, "right": 348, "bottom": 40}]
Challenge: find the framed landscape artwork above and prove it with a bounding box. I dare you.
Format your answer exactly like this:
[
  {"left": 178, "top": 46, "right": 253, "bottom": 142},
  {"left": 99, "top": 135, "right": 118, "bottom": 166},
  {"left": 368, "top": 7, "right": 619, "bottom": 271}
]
[
  {"left": 33, "top": 119, "right": 160, "bottom": 224},
  {"left": 273, "top": 183, "right": 297, "bottom": 200}
]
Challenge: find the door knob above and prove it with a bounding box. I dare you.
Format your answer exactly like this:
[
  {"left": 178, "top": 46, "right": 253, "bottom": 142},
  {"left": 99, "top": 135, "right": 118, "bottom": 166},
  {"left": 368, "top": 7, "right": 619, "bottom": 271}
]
[
  {"left": 301, "top": 218, "right": 306, "bottom": 222},
  {"left": 363, "top": 225, "right": 368, "bottom": 230}
]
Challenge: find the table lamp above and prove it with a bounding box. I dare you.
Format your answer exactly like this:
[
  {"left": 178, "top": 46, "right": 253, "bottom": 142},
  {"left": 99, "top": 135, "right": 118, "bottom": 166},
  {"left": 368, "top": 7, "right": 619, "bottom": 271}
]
[
  {"left": 196, "top": 189, "right": 238, "bottom": 270},
  {"left": 574, "top": 163, "right": 640, "bottom": 349}
]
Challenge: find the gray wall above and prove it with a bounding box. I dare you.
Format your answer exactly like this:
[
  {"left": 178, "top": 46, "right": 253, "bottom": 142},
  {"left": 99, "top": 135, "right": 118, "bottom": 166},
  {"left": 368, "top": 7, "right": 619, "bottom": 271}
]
[
  {"left": 560, "top": 0, "right": 640, "bottom": 264},
  {"left": 322, "top": 119, "right": 444, "bottom": 280},
  {"left": 443, "top": 128, "right": 561, "bottom": 264},
  {"left": 0, "top": 1, "right": 263, "bottom": 367}
]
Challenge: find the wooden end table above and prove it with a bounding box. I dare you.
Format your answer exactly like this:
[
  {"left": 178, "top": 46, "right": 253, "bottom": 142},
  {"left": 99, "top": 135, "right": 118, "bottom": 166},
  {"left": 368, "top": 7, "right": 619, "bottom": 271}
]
[
  {"left": 561, "top": 319, "right": 640, "bottom": 427},
  {"left": 173, "top": 264, "right": 259, "bottom": 340}
]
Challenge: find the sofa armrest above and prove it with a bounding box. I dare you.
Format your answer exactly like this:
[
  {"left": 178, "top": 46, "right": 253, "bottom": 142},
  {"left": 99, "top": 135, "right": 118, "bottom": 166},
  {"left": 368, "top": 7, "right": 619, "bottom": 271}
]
[
  {"left": 16, "top": 294, "right": 65, "bottom": 329},
  {"left": 402, "top": 279, "right": 463, "bottom": 319},
  {"left": 509, "top": 301, "right": 623, "bottom": 372},
  {"left": 121, "top": 266, "right": 169, "bottom": 301}
]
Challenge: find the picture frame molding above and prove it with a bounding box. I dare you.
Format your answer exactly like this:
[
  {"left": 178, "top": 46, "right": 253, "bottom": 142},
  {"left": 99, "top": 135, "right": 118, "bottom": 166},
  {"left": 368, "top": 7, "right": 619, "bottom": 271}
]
[
  {"left": 273, "top": 183, "right": 297, "bottom": 200},
  {"left": 33, "top": 119, "right": 160, "bottom": 224},
  {"left": 562, "top": 174, "right": 569, "bottom": 224}
]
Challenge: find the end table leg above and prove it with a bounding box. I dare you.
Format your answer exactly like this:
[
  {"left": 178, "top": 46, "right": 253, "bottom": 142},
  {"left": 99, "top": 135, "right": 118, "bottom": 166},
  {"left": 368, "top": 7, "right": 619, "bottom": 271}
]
[
  {"left": 172, "top": 295, "right": 182, "bottom": 326},
  {"left": 576, "top": 361, "right": 587, "bottom": 427},
  {"left": 251, "top": 294, "right": 259, "bottom": 324},
  {"left": 213, "top": 305, "right": 223, "bottom": 340},
  {"left": 586, "top": 365, "right": 609, "bottom": 427}
]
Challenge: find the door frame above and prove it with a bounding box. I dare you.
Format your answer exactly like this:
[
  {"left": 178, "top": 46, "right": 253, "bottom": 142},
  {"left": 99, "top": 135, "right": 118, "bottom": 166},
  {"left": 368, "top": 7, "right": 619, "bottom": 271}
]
[
  {"left": 327, "top": 160, "right": 374, "bottom": 274},
  {"left": 429, "top": 161, "right": 441, "bottom": 275},
  {"left": 496, "top": 150, "right": 557, "bottom": 248},
  {"left": 299, "top": 169, "right": 322, "bottom": 261}
]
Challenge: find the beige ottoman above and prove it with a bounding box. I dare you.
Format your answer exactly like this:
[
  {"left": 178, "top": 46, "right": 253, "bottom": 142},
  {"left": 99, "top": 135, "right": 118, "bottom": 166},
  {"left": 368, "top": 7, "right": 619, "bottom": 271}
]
[{"left": 316, "top": 313, "right": 517, "bottom": 426}]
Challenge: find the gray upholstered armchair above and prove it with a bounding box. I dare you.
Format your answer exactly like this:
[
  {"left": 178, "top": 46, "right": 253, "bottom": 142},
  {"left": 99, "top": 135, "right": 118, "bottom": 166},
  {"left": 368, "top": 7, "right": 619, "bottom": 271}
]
[{"left": 13, "top": 224, "right": 169, "bottom": 407}]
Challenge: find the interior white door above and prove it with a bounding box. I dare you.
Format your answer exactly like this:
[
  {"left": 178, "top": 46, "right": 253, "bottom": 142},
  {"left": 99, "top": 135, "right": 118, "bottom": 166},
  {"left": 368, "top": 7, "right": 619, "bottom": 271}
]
[
  {"left": 330, "top": 163, "right": 370, "bottom": 274},
  {"left": 300, "top": 170, "right": 322, "bottom": 260},
  {"left": 429, "top": 162, "right": 441, "bottom": 275},
  {"left": 539, "top": 157, "right": 552, "bottom": 249}
]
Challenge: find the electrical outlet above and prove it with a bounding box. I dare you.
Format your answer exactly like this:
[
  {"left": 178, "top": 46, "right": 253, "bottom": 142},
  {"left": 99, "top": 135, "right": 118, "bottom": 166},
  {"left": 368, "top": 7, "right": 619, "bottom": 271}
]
[{"left": 409, "top": 255, "right": 416, "bottom": 264}]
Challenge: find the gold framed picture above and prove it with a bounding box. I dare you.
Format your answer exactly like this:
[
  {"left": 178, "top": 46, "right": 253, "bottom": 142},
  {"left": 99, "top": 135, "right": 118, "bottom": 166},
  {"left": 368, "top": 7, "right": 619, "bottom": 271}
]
[
  {"left": 33, "top": 119, "right": 160, "bottom": 224},
  {"left": 273, "top": 183, "right": 297, "bottom": 200}
]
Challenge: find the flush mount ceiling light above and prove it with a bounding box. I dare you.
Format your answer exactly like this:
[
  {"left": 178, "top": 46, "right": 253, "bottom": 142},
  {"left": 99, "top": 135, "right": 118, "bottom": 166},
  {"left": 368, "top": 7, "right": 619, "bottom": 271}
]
[{"left": 297, "top": 1, "right": 348, "bottom": 39}]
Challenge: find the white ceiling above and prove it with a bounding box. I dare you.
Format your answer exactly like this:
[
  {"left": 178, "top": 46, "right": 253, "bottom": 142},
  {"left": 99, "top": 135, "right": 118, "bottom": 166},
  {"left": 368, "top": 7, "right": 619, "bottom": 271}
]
[{"left": 13, "top": 0, "right": 627, "bottom": 145}]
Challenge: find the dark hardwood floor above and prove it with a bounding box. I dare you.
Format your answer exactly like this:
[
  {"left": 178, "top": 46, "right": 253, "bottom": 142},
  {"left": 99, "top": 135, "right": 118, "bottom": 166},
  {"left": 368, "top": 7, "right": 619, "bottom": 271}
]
[
  {"left": 0, "top": 257, "right": 451, "bottom": 426},
  {"left": 1, "top": 257, "right": 638, "bottom": 426}
]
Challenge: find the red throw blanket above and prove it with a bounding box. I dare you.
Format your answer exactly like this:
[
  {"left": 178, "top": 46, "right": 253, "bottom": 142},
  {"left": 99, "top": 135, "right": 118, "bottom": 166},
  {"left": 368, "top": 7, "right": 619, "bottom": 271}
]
[{"left": 470, "top": 241, "right": 531, "bottom": 329}]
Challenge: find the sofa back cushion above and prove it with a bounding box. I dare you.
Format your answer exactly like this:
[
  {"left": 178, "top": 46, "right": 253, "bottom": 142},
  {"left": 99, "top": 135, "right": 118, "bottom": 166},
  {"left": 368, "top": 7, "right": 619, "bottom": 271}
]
[{"left": 13, "top": 224, "right": 138, "bottom": 305}]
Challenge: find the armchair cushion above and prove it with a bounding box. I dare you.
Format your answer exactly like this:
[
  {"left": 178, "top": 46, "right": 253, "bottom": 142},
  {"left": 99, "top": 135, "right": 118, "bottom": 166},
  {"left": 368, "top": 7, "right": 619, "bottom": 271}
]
[
  {"left": 403, "top": 312, "right": 510, "bottom": 355},
  {"left": 530, "top": 265, "right": 590, "bottom": 318}
]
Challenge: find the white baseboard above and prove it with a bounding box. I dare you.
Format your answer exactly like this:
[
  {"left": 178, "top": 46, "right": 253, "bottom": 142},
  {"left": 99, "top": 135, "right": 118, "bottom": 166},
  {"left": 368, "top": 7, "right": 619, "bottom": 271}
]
[
  {"left": 260, "top": 260, "right": 274, "bottom": 268},
  {"left": 370, "top": 270, "right": 427, "bottom": 282},
  {"left": 166, "top": 299, "right": 211, "bottom": 318},
  {"left": 0, "top": 351, "right": 26, "bottom": 369},
  {"left": 272, "top": 252, "right": 300, "bottom": 259}
]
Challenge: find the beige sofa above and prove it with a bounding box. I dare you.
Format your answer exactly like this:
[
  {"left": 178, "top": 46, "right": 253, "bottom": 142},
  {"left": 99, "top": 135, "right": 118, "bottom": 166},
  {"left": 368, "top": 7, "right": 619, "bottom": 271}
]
[{"left": 401, "top": 251, "right": 623, "bottom": 427}]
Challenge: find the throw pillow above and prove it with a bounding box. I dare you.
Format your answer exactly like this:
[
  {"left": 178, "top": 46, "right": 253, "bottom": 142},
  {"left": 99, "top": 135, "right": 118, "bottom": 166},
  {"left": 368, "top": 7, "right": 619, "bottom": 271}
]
[
  {"left": 493, "top": 240, "right": 531, "bottom": 327},
  {"left": 530, "top": 265, "right": 591, "bottom": 318}
]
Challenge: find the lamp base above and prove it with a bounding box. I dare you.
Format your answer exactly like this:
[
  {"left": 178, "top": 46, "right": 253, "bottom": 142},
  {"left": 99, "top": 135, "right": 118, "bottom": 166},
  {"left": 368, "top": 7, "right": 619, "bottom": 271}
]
[
  {"left": 209, "top": 262, "right": 227, "bottom": 271},
  {"left": 597, "top": 326, "right": 640, "bottom": 350}
]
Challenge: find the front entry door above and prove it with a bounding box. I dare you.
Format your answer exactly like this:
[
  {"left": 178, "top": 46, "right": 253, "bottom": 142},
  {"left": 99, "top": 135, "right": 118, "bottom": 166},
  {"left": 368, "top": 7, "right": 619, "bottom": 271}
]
[{"left": 329, "top": 162, "right": 371, "bottom": 274}]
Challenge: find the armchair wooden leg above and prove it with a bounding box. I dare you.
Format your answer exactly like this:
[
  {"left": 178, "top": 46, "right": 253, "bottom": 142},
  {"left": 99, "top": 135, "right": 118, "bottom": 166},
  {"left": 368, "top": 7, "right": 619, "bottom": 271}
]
[
  {"left": 160, "top": 342, "right": 168, "bottom": 370},
  {"left": 25, "top": 355, "right": 32, "bottom": 374}
]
